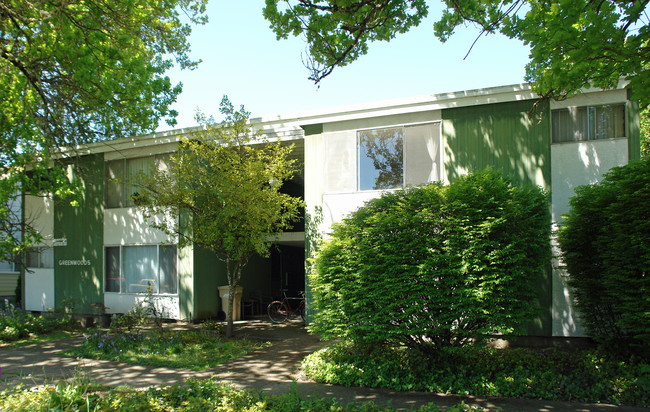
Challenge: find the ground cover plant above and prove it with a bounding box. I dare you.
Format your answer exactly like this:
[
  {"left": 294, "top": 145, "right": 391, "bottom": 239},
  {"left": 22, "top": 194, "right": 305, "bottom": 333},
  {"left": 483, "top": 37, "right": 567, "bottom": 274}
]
[
  {"left": 0, "top": 299, "right": 75, "bottom": 343},
  {"left": 310, "top": 169, "right": 551, "bottom": 350},
  {"left": 66, "top": 327, "right": 270, "bottom": 370},
  {"left": 558, "top": 157, "right": 650, "bottom": 350},
  {"left": 0, "top": 377, "right": 481, "bottom": 411},
  {"left": 303, "top": 342, "right": 650, "bottom": 406}
]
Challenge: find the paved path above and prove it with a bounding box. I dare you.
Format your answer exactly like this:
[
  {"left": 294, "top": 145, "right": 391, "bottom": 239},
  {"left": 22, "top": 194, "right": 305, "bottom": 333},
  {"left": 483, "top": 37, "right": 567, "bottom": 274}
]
[{"left": 0, "top": 319, "right": 647, "bottom": 411}]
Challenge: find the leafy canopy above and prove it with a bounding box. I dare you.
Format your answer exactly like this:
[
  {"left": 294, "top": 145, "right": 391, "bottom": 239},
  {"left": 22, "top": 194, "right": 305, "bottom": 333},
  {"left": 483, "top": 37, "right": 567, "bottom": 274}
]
[
  {"left": 0, "top": 0, "right": 206, "bottom": 259},
  {"left": 263, "top": 0, "right": 428, "bottom": 83},
  {"left": 138, "top": 96, "right": 304, "bottom": 335},
  {"left": 264, "top": 0, "right": 649, "bottom": 105},
  {"left": 642, "top": 106, "right": 650, "bottom": 158}
]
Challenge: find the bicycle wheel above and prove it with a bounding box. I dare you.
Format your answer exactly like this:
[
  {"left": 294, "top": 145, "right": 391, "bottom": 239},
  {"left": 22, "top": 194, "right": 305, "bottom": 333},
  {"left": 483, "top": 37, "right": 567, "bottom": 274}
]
[
  {"left": 267, "top": 301, "right": 288, "bottom": 323},
  {"left": 299, "top": 300, "right": 306, "bottom": 322}
]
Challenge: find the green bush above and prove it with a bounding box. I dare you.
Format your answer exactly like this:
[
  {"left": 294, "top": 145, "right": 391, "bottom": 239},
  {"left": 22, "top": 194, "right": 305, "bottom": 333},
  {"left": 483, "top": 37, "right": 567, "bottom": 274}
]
[
  {"left": 558, "top": 157, "right": 650, "bottom": 349},
  {"left": 310, "top": 169, "right": 551, "bottom": 350},
  {"left": 0, "top": 299, "right": 74, "bottom": 342}
]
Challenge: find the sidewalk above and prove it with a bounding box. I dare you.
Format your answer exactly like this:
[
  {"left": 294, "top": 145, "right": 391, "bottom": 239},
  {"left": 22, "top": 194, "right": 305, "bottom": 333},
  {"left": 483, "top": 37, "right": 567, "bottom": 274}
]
[{"left": 0, "top": 319, "right": 646, "bottom": 411}]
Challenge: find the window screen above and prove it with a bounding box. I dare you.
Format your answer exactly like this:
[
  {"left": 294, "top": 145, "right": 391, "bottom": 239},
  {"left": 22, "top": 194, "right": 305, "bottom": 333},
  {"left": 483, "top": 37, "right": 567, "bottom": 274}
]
[
  {"left": 552, "top": 104, "right": 625, "bottom": 143},
  {"left": 105, "top": 245, "right": 177, "bottom": 294}
]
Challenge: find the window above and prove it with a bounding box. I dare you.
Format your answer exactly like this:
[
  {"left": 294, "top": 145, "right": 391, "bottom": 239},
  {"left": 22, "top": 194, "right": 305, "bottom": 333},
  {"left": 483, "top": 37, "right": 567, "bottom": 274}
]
[
  {"left": 105, "top": 245, "right": 178, "bottom": 294},
  {"left": 105, "top": 154, "right": 171, "bottom": 208},
  {"left": 357, "top": 123, "right": 440, "bottom": 190},
  {"left": 26, "top": 247, "right": 54, "bottom": 269},
  {"left": 552, "top": 104, "right": 625, "bottom": 143},
  {"left": 0, "top": 256, "right": 20, "bottom": 273},
  {"left": 358, "top": 127, "right": 403, "bottom": 190}
]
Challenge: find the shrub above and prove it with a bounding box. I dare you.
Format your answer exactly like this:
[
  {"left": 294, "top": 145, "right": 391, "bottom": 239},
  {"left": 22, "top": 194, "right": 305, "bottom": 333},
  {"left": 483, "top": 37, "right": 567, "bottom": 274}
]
[
  {"left": 303, "top": 342, "right": 650, "bottom": 406},
  {"left": 0, "top": 299, "right": 74, "bottom": 342},
  {"left": 310, "top": 169, "right": 551, "bottom": 350},
  {"left": 558, "top": 157, "right": 650, "bottom": 349}
]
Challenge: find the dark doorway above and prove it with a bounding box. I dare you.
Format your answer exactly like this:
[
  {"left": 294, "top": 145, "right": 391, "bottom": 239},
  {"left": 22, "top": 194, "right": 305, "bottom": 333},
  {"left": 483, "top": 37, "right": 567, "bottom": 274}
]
[{"left": 270, "top": 245, "right": 305, "bottom": 300}]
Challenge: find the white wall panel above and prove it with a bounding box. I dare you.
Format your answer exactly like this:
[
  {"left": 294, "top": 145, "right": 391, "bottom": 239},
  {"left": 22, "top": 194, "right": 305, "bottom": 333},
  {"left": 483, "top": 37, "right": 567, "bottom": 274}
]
[
  {"left": 25, "top": 269, "right": 54, "bottom": 311},
  {"left": 550, "top": 137, "right": 628, "bottom": 337},
  {"left": 104, "top": 208, "right": 175, "bottom": 245}
]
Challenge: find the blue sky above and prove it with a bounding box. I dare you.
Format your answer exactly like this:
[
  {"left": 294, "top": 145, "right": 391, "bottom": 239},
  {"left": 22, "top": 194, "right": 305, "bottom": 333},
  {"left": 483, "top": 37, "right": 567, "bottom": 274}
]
[{"left": 161, "top": 0, "right": 531, "bottom": 131}]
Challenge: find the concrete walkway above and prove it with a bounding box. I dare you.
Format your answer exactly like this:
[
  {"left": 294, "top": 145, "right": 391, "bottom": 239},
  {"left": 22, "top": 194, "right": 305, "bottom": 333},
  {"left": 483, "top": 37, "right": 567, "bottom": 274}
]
[{"left": 0, "top": 319, "right": 647, "bottom": 411}]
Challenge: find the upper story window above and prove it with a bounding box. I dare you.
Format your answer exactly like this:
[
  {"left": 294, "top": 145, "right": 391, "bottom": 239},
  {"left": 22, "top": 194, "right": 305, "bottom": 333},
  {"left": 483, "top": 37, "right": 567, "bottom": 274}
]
[
  {"left": 358, "top": 127, "right": 403, "bottom": 190},
  {"left": 357, "top": 123, "right": 440, "bottom": 191},
  {"left": 552, "top": 104, "right": 625, "bottom": 144},
  {"left": 105, "top": 154, "right": 170, "bottom": 208}
]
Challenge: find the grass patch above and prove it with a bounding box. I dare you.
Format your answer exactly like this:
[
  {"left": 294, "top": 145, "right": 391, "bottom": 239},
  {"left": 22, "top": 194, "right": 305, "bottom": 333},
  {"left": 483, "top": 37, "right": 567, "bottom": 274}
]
[
  {"left": 0, "top": 377, "right": 482, "bottom": 411},
  {"left": 65, "top": 329, "right": 271, "bottom": 370},
  {"left": 303, "top": 341, "right": 650, "bottom": 407},
  {"left": 0, "top": 329, "right": 80, "bottom": 350}
]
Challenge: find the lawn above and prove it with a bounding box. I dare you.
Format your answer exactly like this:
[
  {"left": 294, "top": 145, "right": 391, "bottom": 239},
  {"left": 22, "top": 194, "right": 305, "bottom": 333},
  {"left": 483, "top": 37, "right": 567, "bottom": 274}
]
[
  {"left": 0, "top": 377, "right": 480, "bottom": 411},
  {"left": 65, "top": 329, "right": 271, "bottom": 370}
]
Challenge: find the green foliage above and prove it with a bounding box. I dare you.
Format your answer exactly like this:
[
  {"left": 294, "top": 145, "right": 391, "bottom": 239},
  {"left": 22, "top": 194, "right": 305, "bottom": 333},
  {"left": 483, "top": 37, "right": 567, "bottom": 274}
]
[
  {"left": 303, "top": 341, "right": 650, "bottom": 406},
  {"left": 642, "top": 106, "right": 650, "bottom": 158},
  {"left": 138, "top": 96, "right": 304, "bottom": 337},
  {"left": 0, "top": 299, "right": 74, "bottom": 342},
  {"left": 435, "top": 1, "right": 648, "bottom": 104},
  {"left": 0, "top": 376, "right": 480, "bottom": 411},
  {"left": 263, "top": 0, "right": 428, "bottom": 83},
  {"left": 0, "top": 0, "right": 208, "bottom": 261},
  {"left": 265, "top": 1, "right": 648, "bottom": 107},
  {"left": 310, "top": 169, "right": 550, "bottom": 350},
  {"left": 558, "top": 157, "right": 650, "bottom": 349}
]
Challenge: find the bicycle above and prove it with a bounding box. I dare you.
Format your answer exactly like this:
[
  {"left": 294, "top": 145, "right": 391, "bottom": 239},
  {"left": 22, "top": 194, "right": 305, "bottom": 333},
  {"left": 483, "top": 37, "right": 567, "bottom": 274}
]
[{"left": 267, "top": 290, "right": 305, "bottom": 323}]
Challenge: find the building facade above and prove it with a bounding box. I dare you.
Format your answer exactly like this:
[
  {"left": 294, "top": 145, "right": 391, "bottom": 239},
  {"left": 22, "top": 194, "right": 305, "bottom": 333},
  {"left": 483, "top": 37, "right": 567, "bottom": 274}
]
[{"left": 22, "top": 82, "right": 640, "bottom": 337}]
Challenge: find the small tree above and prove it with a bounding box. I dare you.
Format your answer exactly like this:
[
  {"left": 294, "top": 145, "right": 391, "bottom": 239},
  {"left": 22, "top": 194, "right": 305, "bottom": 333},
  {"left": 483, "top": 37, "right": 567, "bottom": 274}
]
[
  {"left": 138, "top": 96, "right": 303, "bottom": 337},
  {"left": 558, "top": 157, "right": 650, "bottom": 349},
  {"left": 310, "top": 169, "right": 551, "bottom": 351}
]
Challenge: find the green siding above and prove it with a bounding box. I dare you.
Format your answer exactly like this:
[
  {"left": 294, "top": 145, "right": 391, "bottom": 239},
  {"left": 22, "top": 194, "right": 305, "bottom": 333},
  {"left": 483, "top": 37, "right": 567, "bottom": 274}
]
[
  {"left": 442, "top": 99, "right": 552, "bottom": 336},
  {"left": 442, "top": 99, "right": 551, "bottom": 190},
  {"left": 192, "top": 247, "right": 223, "bottom": 320},
  {"left": 53, "top": 155, "right": 104, "bottom": 313},
  {"left": 191, "top": 246, "right": 272, "bottom": 320},
  {"left": 626, "top": 99, "right": 641, "bottom": 161},
  {"left": 302, "top": 124, "right": 323, "bottom": 136}
]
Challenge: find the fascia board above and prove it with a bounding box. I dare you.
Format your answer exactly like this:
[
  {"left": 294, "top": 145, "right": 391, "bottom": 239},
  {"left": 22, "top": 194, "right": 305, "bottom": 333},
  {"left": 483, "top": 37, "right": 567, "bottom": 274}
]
[{"left": 257, "top": 83, "right": 538, "bottom": 128}]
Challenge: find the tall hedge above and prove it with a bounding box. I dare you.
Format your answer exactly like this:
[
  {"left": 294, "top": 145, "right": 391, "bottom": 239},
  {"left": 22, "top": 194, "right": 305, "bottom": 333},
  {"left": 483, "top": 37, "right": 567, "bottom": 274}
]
[
  {"left": 310, "top": 169, "right": 551, "bottom": 350},
  {"left": 558, "top": 157, "right": 650, "bottom": 347}
]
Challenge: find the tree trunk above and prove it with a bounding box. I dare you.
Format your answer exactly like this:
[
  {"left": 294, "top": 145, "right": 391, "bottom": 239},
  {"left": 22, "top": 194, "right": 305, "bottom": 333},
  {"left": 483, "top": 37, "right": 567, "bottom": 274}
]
[
  {"left": 224, "top": 259, "right": 243, "bottom": 338},
  {"left": 225, "top": 281, "right": 235, "bottom": 338}
]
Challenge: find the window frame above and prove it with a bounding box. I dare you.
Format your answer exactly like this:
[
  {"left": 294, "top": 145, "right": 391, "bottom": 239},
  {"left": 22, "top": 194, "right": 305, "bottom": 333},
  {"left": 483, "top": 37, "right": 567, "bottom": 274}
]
[
  {"left": 104, "top": 153, "right": 172, "bottom": 209},
  {"left": 26, "top": 247, "right": 54, "bottom": 269},
  {"left": 104, "top": 244, "right": 179, "bottom": 295},
  {"left": 551, "top": 104, "right": 626, "bottom": 144},
  {"left": 356, "top": 122, "right": 442, "bottom": 191},
  {"left": 357, "top": 126, "right": 405, "bottom": 191}
]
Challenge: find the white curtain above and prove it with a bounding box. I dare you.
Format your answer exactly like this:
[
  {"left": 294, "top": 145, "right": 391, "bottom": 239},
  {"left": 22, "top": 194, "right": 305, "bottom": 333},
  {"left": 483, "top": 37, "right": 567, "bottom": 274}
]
[
  {"left": 122, "top": 246, "right": 158, "bottom": 293},
  {"left": 125, "top": 157, "right": 154, "bottom": 207},
  {"left": 404, "top": 123, "right": 441, "bottom": 186}
]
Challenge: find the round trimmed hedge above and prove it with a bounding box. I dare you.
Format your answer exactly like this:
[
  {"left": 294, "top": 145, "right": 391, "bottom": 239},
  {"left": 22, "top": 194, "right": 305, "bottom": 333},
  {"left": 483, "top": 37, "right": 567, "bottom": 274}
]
[{"left": 309, "top": 169, "right": 551, "bottom": 350}]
